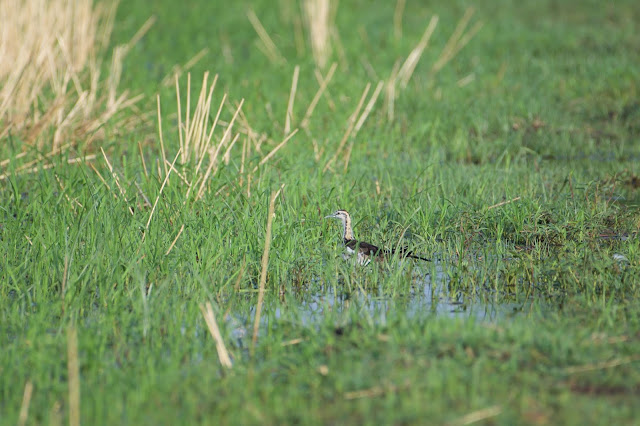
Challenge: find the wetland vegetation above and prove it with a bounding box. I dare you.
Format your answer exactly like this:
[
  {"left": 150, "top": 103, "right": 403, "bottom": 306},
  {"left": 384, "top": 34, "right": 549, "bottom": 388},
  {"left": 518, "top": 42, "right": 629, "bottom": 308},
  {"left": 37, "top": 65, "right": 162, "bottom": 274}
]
[{"left": 1, "top": 0, "right": 640, "bottom": 424}]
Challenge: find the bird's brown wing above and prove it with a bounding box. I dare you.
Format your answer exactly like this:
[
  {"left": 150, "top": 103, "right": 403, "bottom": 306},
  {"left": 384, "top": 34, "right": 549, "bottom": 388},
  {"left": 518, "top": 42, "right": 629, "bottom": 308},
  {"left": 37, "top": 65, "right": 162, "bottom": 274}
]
[
  {"left": 346, "top": 239, "right": 430, "bottom": 261},
  {"left": 345, "top": 239, "right": 384, "bottom": 257}
]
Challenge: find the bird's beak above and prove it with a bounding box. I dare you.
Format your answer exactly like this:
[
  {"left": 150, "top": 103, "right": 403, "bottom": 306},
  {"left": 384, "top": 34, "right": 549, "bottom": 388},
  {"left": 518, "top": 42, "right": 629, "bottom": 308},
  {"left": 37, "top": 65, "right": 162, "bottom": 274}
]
[{"left": 325, "top": 213, "right": 336, "bottom": 219}]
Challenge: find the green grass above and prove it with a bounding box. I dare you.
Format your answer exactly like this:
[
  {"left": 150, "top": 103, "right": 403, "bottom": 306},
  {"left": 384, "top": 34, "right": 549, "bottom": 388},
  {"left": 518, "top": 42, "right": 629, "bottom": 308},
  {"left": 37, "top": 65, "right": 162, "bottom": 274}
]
[{"left": 2, "top": 0, "right": 640, "bottom": 424}]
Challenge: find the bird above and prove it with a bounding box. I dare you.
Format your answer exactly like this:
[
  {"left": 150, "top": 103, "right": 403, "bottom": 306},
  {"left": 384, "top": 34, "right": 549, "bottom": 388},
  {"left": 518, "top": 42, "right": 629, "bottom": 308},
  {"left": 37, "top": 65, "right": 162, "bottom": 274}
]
[{"left": 325, "top": 209, "right": 430, "bottom": 265}]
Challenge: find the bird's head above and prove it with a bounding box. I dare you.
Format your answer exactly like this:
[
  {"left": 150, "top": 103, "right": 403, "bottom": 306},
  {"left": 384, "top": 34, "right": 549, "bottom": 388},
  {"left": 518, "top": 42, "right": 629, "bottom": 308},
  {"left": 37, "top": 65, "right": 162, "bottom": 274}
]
[{"left": 325, "top": 210, "right": 350, "bottom": 221}]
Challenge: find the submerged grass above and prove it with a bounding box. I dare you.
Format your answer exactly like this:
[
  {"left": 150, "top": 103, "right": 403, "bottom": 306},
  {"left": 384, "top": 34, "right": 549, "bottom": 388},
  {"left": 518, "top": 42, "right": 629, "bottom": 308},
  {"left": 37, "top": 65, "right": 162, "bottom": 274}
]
[{"left": 2, "top": 0, "right": 640, "bottom": 424}]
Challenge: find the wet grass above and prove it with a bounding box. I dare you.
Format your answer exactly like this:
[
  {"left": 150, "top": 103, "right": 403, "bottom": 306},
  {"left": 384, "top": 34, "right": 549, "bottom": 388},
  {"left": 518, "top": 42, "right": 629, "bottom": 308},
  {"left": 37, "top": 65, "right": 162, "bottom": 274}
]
[{"left": 2, "top": 0, "right": 640, "bottom": 424}]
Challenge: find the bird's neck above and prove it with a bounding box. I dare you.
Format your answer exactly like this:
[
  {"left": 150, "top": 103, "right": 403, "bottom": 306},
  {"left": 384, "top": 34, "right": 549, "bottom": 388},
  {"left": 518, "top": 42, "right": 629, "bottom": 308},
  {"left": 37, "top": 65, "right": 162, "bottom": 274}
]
[{"left": 340, "top": 215, "right": 354, "bottom": 242}]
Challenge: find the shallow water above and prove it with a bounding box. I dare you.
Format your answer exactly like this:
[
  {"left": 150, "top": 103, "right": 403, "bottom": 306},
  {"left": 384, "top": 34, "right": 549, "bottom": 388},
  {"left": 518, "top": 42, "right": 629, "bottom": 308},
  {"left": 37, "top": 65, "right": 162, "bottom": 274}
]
[{"left": 226, "top": 260, "right": 539, "bottom": 347}]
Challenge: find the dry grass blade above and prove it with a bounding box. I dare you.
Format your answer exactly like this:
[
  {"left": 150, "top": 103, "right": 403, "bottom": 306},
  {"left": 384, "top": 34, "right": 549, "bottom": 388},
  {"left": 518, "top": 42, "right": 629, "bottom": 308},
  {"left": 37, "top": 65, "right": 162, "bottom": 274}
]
[
  {"left": 67, "top": 326, "right": 80, "bottom": 426},
  {"left": 194, "top": 99, "right": 244, "bottom": 201},
  {"left": 123, "top": 16, "right": 157, "bottom": 53},
  {"left": 235, "top": 108, "right": 261, "bottom": 153},
  {"left": 285, "top": 65, "right": 300, "bottom": 136},
  {"left": 323, "top": 83, "right": 371, "bottom": 173},
  {"left": 176, "top": 72, "right": 220, "bottom": 165},
  {"left": 431, "top": 8, "right": 483, "bottom": 75},
  {"left": 161, "top": 48, "right": 209, "bottom": 87},
  {"left": 564, "top": 355, "right": 640, "bottom": 374},
  {"left": 208, "top": 97, "right": 243, "bottom": 165},
  {"left": 134, "top": 181, "right": 152, "bottom": 208},
  {"left": 100, "top": 148, "right": 134, "bottom": 215},
  {"left": 165, "top": 224, "right": 185, "bottom": 255},
  {"left": 446, "top": 405, "right": 502, "bottom": 426},
  {"left": 100, "top": 147, "right": 127, "bottom": 199},
  {"left": 354, "top": 80, "right": 384, "bottom": 134},
  {"left": 344, "top": 380, "right": 410, "bottom": 400},
  {"left": 220, "top": 133, "right": 242, "bottom": 167},
  {"left": 0, "top": 151, "right": 27, "bottom": 168},
  {"left": 247, "top": 8, "right": 285, "bottom": 64},
  {"left": 457, "top": 73, "right": 475, "bottom": 87},
  {"left": 199, "top": 302, "right": 233, "bottom": 369},
  {"left": 281, "top": 338, "right": 306, "bottom": 346},
  {"left": 145, "top": 149, "right": 181, "bottom": 236},
  {"left": 165, "top": 158, "right": 191, "bottom": 185},
  {"left": 18, "top": 380, "right": 33, "bottom": 426},
  {"left": 487, "top": 196, "right": 521, "bottom": 210},
  {"left": 314, "top": 68, "right": 337, "bottom": 110},
  {"left": 584, "top": 333, "right": 631, "bottom": 345},
  {"left": 156, "top": 95, "right": 169, "bottom": 177},
  {"left": 138, "top": 141, "right": 149, "bottom": 178},
  {"left": 251, "top": 185, "right": 285, "bottom": 353},
  {"left": 194, "top": 132, "right": 239, "bottom": 200},
  {"left": 90, "top": 162, "right": 118, "bottom": 200},
  {"left": 343, "top": 81, "right": 383, "bottom": 172},
  {"left": 301, "top": 62, "right": 337, "bottom": 129},
  {"left": 397, "top": 15, "right": 439, "bottom": 88},
  {"left": 385, "top": 60, "right": 401, "bottom": 121},
  {"left": 252, "top": 129, "right": 299, "bottom": 173},
  {"left": 55, "top": 174, "right": 83, "bottom": 212},
  {"left": 194, "top": 92, "right": 227, "bottom": 177},
  {"left": 393, "top": 0, "right": 406, "bottom": 40},
  {"left": 303, "top": 0, "right": 334, "bottom": 69}
]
